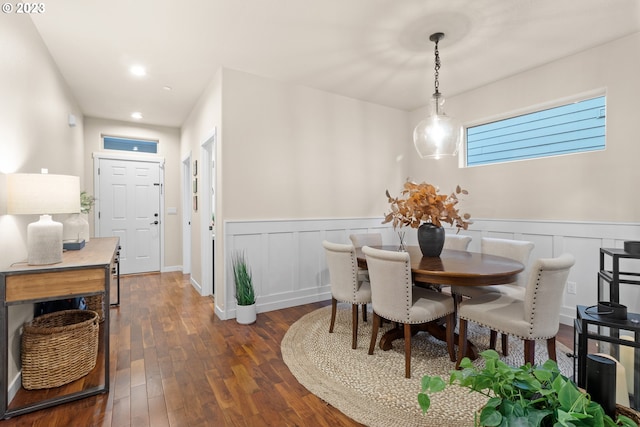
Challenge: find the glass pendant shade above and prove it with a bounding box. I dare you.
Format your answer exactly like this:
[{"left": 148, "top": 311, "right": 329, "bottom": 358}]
[{"left": 413, "top": 94, "right": 462, "bottom": 159}]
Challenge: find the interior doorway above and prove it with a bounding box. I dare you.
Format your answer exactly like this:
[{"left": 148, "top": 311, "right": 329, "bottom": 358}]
[
  {"left": 182, "top": 154, "right": 192, "bottom": 275},
  {"left": 200, "top": 129, "right": 216, "bottom": 297}
]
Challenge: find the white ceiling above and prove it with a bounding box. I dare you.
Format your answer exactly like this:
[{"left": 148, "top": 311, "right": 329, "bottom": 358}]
[{"left": 31, "top": 0, "right": 640, "bottom": 128}]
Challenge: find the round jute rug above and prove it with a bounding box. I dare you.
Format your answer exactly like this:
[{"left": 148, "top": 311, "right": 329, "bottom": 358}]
[{"left": 281, "top": 304, "right": 574, "bottom": 427}]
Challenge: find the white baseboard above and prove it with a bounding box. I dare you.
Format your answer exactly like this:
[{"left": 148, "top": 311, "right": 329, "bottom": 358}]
[
  {"left": 8, "top": 372, "right": 20, "bottom": 404},
  {"left": 190, "top": 276, "right": 202, "bottom": 294},
  {"left": 161, "top": 265, "right": 182, "bottom": 273}
]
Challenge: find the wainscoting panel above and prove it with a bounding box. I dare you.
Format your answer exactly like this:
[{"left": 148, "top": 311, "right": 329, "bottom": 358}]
[{"left": 224, "top": 218, "right": 640, "bottom": 325}]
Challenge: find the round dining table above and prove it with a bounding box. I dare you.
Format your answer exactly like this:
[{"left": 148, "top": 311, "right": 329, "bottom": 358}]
[
  {"left": 356, "top": 246, "right": 524, "bottom": 287},
  {"left": 355, "top": 245, "right": 525, "bottom": 358}
]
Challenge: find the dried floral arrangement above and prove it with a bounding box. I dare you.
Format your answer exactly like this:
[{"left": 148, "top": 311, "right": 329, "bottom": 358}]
[{"left": 383, "top": 180, "right": 471, "bottom": 230}]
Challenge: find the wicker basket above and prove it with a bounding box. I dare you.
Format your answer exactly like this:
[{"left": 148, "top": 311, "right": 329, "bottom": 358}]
[
  {"left": 85, "top": 295, "right": 104, "bottom": 322},
  {"left": 21, "top": 309, "right": 99, "bottom": 390},
  {"left": 617, "top": 404, "right": 640, "bottom": 424}
]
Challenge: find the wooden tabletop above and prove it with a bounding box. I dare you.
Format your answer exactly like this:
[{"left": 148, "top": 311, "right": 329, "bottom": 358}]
[
  {"left": 356, "top": 245, "right": 524, "bottom": 287},
  {"left": 1, "top": 237, "right": 120, "bottom": 274}
]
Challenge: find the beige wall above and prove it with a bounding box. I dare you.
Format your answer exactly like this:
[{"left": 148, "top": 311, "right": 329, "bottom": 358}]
[
  {"left": 181, "top": 67, "right": 410, "bottom": 316},
  {"left": 0, "top": 15, "right": 84, "bottom": 387},
  {"left": 180, "top": 69, "right": 222, "bottom": 300},
  {"left": 222, "top": 69, "right": 410, "bottom": 219},
  {"left": 409, "top": 32, "right": 640, "bottom": 223},
  {"left": 83, "top": 117, "right": 182, "bottom": 269}
]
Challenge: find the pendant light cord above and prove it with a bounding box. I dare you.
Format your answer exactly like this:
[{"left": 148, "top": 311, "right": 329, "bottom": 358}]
[{"left": 433, "top": 38, "right": 441, "bottom": 97}]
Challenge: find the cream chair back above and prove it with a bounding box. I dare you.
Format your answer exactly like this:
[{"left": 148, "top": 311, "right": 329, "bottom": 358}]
[
  {"left": 362, "top": 246, "right": 412, "bottom": 323},
  {"left": 349, "top": 233, "right": 382, "bottom": 249},
  {"left": 322, "top": 241, "right": 360, "bottom": 302},
  {"left": 524, "top": 253, "right": 575, "bottom": 338},
  {"left": 443, "top": 234, "right": 472, "bottom": 251},
  {"left": 481, "top": 237, "right": 534, "bottom": 286}
]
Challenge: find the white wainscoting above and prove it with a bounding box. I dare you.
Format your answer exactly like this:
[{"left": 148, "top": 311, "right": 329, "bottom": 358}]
[{"left": 224, "top": 218, "right": 640, "bottom": 325}]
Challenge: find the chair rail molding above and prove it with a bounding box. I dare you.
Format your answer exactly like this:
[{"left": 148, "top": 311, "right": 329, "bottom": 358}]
[{"left": 223, "top": 217, "right": 640, "bottom": 325}]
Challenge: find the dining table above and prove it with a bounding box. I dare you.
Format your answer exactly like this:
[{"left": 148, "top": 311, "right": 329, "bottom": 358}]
[{"left": 355, "top": 245, "right": 525, "bottom": 358}]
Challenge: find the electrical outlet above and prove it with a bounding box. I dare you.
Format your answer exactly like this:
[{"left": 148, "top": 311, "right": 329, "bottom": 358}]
[{"left": 567, "top": 281, "right": 577, "bottom": 295}]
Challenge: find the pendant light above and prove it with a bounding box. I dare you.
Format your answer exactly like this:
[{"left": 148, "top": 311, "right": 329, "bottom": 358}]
[{"left": 413, "top": 32, "right": 462, "bottom": 159}]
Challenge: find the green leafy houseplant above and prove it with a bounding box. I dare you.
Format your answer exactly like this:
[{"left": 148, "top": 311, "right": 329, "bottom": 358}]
[
  {"left": 418, "top": 350, "right": 638, "bottom": 427},
  {"left": 80, "top": 191, "right": 96, "bottom": 214},
  {"left": 232, "top": 252, "right": 255, "bottom": 306}
]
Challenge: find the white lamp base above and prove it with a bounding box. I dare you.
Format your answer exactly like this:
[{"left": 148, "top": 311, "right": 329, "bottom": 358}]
[{"left": 27, "top": 214, "right": 63, "bottom": 265}]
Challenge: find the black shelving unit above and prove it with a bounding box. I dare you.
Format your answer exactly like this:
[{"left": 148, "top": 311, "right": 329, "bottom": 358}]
[
  {"left": 598, "top": 248, "right": 640, "bottom": 303},
  {"left": 575, "top": 305, "right": 640, "bottom": 410}
]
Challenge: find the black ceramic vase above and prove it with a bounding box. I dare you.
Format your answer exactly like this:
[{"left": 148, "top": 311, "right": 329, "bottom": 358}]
[{"left": 417, "top": 223, "right": 445, "bottom": 257}]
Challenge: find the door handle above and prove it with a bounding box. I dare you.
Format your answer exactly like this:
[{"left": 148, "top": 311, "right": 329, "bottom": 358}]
[{"left": 150, "top": 220, "right": 159, "bottom": 225}]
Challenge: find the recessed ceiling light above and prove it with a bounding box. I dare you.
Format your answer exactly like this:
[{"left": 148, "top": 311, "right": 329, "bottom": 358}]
[
  {"left": 163, "top": 86, "right": 172, "bottom": 91},
  {"left": 131, "top": 112, "right": 143, "bottom": 119},
  {"left": 130, "top": 65, "right": 146, "bottom": 77}
]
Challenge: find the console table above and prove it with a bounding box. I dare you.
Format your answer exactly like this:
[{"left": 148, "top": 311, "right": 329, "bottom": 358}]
[{"left": 0, "top": 237, "right": 118, "bottom": 419}]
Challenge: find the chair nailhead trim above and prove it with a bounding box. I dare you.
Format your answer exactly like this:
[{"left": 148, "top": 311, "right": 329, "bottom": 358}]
[{"left": 528, "top": 271, "right": 542, "bottom": 335}]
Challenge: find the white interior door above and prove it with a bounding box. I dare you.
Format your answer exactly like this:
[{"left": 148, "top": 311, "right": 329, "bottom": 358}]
[{"left": 97, "top": 157, "right": 161, "bottom": 274}]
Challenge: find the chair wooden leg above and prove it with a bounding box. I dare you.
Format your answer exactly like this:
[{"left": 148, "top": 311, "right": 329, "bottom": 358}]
[
  {"left": 501, "top": 334, "right": 509, "bottom": 356},
  {"left": 329, "top": 297, "right": 337, "bottom": 333},
  {"left": 453, "top": 293, "right": 462, "bottom": 317},
  {"left": 404, "top": 323, "right": 412, "bottom": 378},
  {"left": 547, "top": 337, "right": 557, "bottom": 362},
  {"left": 489, "top": 330, "right": 498, "bottom": 350},
  {"left": 368, "top": 312, "right": 381, "bottom": 355},
  {"left": 446, "top": 313, "right": 455, "bottom": 362},
  {"left": 362, "top": 303, "right": 367, "bottom": 322},
  {"left": 351, "top": 304, "right": 358, "bottom": 349},
  {"left": 456, "top": 318, "right": 468, "bottom": 369},
  {"left": 524, "top": 340, "right": 536, "bottom": 365}
]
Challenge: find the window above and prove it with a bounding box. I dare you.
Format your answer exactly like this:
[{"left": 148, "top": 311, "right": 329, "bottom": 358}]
[
  {"left": 466, "top": 96, "right": 605, "bottom": 166},
  {"left": 103, "top": 136, "right": 158, "bottom": 154}
]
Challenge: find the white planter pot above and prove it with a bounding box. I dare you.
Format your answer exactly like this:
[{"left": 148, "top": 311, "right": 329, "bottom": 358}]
[{"left": 236, "top": 303, "right": 256, "bottom": 325}]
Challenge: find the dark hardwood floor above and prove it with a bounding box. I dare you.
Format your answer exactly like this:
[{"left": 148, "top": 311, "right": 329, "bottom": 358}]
[{"left": 0, "top": 272, "right": 575, "bottom": 426}]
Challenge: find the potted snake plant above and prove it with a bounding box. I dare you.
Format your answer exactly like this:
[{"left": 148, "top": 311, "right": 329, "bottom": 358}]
[{"left": 232, "top": 251, "right": 256, "bottom": 324}]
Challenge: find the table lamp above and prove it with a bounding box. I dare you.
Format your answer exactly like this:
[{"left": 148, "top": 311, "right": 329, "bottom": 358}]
[{"left": 7, "top": 173, "right": 80, "bottom": 265}]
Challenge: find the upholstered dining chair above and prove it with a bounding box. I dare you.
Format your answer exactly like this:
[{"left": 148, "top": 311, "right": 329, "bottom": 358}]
[
  {"left": 349, "top": 233, "right": 383, "bottom": 249},
  {"left": 443, "top": 234, "right": 472, "bottom": 251},
  {"left": 349, "top": 233, "right": 383, "bottom": 282},
  {"left": 451, "top": 237, "right": 534, "bottom": 355},
  {"left": 362, "top": 246, "right": 455, "bottom": 378},
  {"left": 455, "top": 253, "right": 575, "bottom": 369},
  {"left": 322, "top": 240, "right": 372, "bottom": 349}
]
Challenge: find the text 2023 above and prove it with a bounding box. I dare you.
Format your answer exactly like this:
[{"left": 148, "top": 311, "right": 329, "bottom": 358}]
[{"left": 17, "top": 3, "right": 46, "bottom": 13}]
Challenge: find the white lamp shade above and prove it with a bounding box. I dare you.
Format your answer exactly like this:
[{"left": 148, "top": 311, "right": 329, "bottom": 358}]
[{"left": 7, "top": 173, "right": 80, "bottom": 215}]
